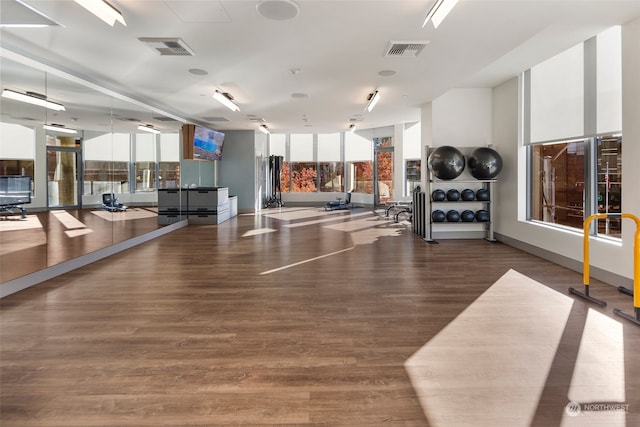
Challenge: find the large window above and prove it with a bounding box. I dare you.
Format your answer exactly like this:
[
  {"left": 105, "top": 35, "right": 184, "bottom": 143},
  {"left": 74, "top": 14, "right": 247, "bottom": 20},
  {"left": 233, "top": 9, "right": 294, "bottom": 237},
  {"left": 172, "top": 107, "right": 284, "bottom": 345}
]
[
  {"left": 135, "top": 133, "right": 156, "bottom": 192},
  {"left": 318, "top": 133, "right": 343, "bottom": 192},
  {"left": 83, "top": 132, "right": 130, "bottom": 195},
  {"left": 526, "top": 26, "right": 622, "bottom": 239},
  {"left": 159, "top": 133, "right": 180, "bottom": 189},
  {"left": 289, "top": 134, "right": 316, "bottom": 193},
  {"left": 345, "top": 131, "right": 373, "bottom": 194},
  {"left": 0, "top": 123, "right": 35, "bottom": 194}
]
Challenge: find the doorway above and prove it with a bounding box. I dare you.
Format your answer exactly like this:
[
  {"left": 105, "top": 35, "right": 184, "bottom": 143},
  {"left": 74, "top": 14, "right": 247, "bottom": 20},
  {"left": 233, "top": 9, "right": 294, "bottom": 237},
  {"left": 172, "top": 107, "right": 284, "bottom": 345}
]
[{"left": 47, "top": 147, "right": 81, "bottom": 208}]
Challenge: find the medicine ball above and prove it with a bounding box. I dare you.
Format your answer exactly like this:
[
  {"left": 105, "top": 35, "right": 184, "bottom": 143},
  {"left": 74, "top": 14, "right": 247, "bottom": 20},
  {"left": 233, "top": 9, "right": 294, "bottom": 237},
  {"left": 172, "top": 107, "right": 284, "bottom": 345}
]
[
  {"left": 475, "top": 209, "right": 490, "bottom": 222},
  {"left": 476, "top": 188, "right": 490, "bottom": 201},
  {"left": 461, "top": 210, "right": 475, "bottom": 222},
  {"left": 467, "top": 147, "right": 503, "bottom": 180},
  {"left": 461, "top": 188, "right": 475, "bottom": 201},
  {"left": 446, "top": 189, "right": 460, "bottom": 201},
  {"left": 432, "top": 210, "right": 446, "bottom": 222},
  {"left": 446, "top": 210, "right": 460, "bottom": 222},
  {"left": 427, "top": 146, "right": 466, "bottom": 180},
  {"left": 432, "top": 189, "right": 446, "bottom": 201}
]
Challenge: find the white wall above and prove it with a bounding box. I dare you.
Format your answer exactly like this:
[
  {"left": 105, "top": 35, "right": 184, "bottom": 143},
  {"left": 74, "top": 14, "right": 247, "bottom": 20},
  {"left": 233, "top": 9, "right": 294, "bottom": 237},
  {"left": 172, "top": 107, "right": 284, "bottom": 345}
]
[
  {"left": 491, "top": 16, "right": 640, "bottom": 283},
  {"left": 432, "top": 88, "right": 493, "bottom": 147}
]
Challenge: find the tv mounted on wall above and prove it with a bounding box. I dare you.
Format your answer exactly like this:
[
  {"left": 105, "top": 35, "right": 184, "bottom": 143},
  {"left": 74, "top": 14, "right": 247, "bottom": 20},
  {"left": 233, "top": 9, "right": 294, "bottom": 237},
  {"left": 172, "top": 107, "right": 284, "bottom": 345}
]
[{"left": 193, "top": 125, "right": 225, "bottom": 161}]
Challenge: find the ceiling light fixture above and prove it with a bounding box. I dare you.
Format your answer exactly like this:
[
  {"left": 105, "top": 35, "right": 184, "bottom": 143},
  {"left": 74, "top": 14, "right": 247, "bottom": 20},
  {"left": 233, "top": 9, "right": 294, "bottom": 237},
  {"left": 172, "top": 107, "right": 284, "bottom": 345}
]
[
  {"left": 422, "top": 0, "right": 459, "bottom": 29},
  {"left": 74, "top": 0, "right": 126, "bottom": 27},
  {"left": 213, "top": 90, "right": 240, "bottom": 112},
  {"left": 1, "top": 89, "right": 65, "bottom": 111},
  {"left": 365, "top": 90, "right": 380, "bottom": 112},
  {"left": 43, "top": 124, "right": 77, "bottom": 134},
  {"left": 348, "top": 124, "right": 356, "bottom": 133},
  {"left": 258, "top": 124, "right": 270, "bottom": 134},
  {"left": 137, "top": 124, "right": 161, "bottom": 134}
]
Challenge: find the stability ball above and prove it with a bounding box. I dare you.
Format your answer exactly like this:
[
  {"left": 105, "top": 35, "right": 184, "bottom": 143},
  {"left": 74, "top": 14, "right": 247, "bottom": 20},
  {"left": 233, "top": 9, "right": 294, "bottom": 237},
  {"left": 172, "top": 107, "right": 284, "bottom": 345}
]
[
  {"left": 446, "top": 210, "right": 460, "bottom": 222},
  {"left": 427, "top": 146, "right": 465, "bottom": 180},
  {"left": 432, "top": 210, "right": 446, "bottom": 222},
  {"left": 461, "top": 210, "right": 475, "bottom": 222},
  {"left": 461, "top": 188, "right": 475, "bottom": 201},
  {"left": 467, "top": 147, "right": 503, "bottom": 180},
  {"left": 475, "top": 209, "right": 490, "bottom": 222},
  {"left": 446, "top": 189, "right": 460, "bottom": 201},
  {"left": 432, "top": 189, "right": 446, "bottom": 201},
  {"left": 476, "top": 188, "right": 490, "bottom": 201}
]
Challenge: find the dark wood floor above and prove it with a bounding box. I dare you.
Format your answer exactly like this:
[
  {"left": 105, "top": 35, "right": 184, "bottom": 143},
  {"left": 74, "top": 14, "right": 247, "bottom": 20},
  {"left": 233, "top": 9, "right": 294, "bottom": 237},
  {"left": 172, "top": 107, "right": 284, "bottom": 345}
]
[{"left": 1, "top": 207, "right": 638, "bottom": 426}]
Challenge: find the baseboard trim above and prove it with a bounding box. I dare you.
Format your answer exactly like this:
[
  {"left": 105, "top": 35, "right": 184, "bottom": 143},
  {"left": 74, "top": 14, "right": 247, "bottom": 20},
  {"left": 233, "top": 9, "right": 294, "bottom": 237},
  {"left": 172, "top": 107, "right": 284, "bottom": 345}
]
[
  {"left": 0, "top": 219, "right": 189, "bottom": 298},
  {"left": 495, "top": 232, "right": 633, "bottom": 289}
]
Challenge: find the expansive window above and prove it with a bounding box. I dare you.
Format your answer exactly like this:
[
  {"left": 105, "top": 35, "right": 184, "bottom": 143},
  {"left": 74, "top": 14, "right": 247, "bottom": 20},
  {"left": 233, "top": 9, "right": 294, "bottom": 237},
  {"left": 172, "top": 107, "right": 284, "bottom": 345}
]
[
  {"left": 289, "top": 134, "right": 316, "bottom": 193},
  {"left": 135, "top": 133, "right": 156, "bottom": 192},
  {"left": 345, "top": 132, "right": 373, "bottom": 194},
  {"left": 83, "top": 132, "right": 130, "bottom": 195},
  {"left": 526, "top": 26, "right": 622, "bottom": 238},
  {"left": 318, "top": 133, "right": 343, "bottom": 192},
  {"left": 0, "top": 123, "right": 35, "bottom": 194},
  {"left": 159, "top": 133, "right": 180, "bottom": 189}
]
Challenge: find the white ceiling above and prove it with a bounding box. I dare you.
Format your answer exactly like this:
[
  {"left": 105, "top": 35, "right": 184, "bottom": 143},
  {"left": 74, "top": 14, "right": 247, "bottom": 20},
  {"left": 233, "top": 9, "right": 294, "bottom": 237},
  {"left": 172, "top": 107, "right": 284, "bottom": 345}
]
[{"left": 2, "top": 0, "right": 640, "bottom": 134}]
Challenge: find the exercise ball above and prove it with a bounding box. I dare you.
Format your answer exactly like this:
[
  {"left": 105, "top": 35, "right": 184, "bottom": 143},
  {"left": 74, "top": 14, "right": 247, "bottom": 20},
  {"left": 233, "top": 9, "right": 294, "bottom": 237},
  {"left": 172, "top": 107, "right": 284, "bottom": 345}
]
[
  {"left": 446, "top": 189, "right": 460, "bottom": 201},
  {"left": 475, "top": 209, "right": 490, "bottom": 222},
  {"left": 461, "top": 188, "right": 475, "bottom": 201},
  {"left": 432, "top": 210, "right": 446, "bottom": 222},
  {"left": 461, "top": 210, "right": 475, "bottom": 222},
  {"left": 467, "top": 147, "right": 503, "bottom": 180},
  {"left": 446, "top": 210, "right": 460, "bottom": 222},
  {"left": 476, "top": 188, "right": 490, "bottom": 201},
  {"left": 432, "top": 189, "right": 446, "bottom": 201},
  {"left": 427, "top": 146, "right": 465, "bottom": 180}
]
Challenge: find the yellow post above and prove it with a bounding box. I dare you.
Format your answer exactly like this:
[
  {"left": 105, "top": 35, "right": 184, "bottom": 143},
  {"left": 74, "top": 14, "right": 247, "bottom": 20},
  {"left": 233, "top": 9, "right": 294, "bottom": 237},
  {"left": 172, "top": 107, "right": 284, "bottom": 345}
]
[{"left": 634, "top": 223, "right": 640, "bottom": 310}]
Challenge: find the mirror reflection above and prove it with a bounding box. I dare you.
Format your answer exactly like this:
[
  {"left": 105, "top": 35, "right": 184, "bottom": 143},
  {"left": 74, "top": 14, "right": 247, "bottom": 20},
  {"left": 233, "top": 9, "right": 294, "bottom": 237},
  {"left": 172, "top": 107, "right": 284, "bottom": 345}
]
[{"left": 0, "top": 55, "right": 182, "bottom": 284}]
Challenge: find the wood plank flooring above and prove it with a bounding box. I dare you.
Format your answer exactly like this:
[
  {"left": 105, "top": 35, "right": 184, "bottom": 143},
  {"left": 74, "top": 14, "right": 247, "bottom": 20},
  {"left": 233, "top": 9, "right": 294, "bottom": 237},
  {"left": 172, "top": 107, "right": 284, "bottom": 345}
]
[{"left": 1, "top": 207, "right": 639, "bottom": 426}]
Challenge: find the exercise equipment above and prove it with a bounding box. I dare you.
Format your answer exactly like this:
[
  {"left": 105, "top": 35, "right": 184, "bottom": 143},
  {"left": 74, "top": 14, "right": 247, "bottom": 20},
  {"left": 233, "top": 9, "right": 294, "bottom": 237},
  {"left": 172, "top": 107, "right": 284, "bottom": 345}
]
[
  {"left": 432, "top": 189, "right": 446, "bottom": 201},
  {"left": 476, "top": 188, "right": 490, "bottom": 201},
  {"left": 467, "top": 147, "right": 503, "bottom": 180},
  {"left": 461, "top": 210, "right": 475, "bottom": 222},
  {"left": 0, "top": 175, "right": 31, "bottom": 219},
  {"left": 461, "top": 188, "right": 475, "bottom": 201},
  {"left": 475, "top": 209, "right": 490, "bottom": 222},
  {"left": 325, "top": 192, "right": 352, "bottom": 211},
  {"left": 427, "top": 146, "right": 465, "bottom": 180},
  {"left": 102, "top": 193, "right": 127, "bottom": 212},
  {"left": 569, "top": 213, "right": 640, "bottom": 327},
  {"left": 265, "top": 155, "right": 284, "bottom": 208},
  {"left": 446, "top": 210, "right": 460, "bottom": 222},
  {"left": 432, "top": 210, "right": 446, "bottom": 222},
  {"left": 446, "top": 189, "right": 460, "bottom": 201}
]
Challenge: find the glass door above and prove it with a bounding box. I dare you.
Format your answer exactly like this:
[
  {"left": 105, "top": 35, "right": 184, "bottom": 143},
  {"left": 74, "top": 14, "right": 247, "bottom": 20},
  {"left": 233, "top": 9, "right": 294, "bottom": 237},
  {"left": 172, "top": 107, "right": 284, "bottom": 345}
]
[{"left": 47, "top": 147, "right": 81, "bottom": 208}]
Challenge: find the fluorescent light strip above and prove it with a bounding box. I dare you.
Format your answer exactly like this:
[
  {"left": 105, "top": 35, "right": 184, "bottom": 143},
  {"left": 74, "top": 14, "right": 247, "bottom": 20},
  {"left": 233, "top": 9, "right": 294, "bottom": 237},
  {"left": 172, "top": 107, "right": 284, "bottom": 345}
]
[
  {"left": 1, "top": 89, "right": 65, "bottom": 111},
  {"left": 74, "top": 0, "right": 126, "bottom": 27},
  {"left": 365, "top": 90, "right": 380, "bottom": 112},
  {"left": 422, "top": 0, "right": 459, "bottom": 29},
  {"left": 258, "top": 124, "right": 270, "bottom": 134},
  {"left": 43, "top": 124, "right": 77, "bottom": 134},
  {"left": 137, "top": 124, "right": 161, "bottom": 134},
  {"left": 213, "top": 90, "right": 240, "bottom": 112}
]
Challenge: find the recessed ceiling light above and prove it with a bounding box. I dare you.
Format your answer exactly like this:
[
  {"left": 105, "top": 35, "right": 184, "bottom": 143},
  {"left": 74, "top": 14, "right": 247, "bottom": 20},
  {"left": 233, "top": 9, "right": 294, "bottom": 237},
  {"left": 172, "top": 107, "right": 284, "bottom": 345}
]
[
  {"left": 256, "top": 0, "right": 299, "bottom": 20},
  {"left": 291, "top": 93, "right": 309, "bottom": 99},
  {"left": 189, "top": 68, "right": 208, "bottom": 76},
  {"left": 378, "top": 70, "right": 396, "bottom": 77}
]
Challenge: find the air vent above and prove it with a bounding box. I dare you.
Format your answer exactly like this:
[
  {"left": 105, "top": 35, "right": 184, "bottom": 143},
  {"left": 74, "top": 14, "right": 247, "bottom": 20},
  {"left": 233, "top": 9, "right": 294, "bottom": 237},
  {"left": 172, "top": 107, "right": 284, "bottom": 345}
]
[
  {"left": 139, "top": 38, "right": 195, "bottom": 56},
  {"left": 201, "top": 116, "right": 229, "bottom": 122},
  {"left": 153, "top": 116, "right": 178, "bottom": 122},
  {"left": 384, "top": 41, "right": 430, "bottom": 57}
]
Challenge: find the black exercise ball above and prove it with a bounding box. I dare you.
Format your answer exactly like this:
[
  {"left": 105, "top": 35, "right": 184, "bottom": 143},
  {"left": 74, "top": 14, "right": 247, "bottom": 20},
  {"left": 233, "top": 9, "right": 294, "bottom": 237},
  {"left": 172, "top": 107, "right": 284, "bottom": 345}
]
[
  {"left": 446, "top": 210, "right": 460, "bottom": 222},
  {"left": 446, "top": 189, "right": 460, "bottom": 201},
  {"left": 432, "top": 189, "right": 446, "bottom": 201},
  {"left": 475, "top": 209, "right": 490, "bottom": 222},
  {"left": 432, "top": 210, "right": 446, "bottom": 222},
  {"left": 476, "top": 188, "right": 490, "bottom": 201},
  {"left": 461, "top": 188, "right": 475, "bottom": 201},
  {"left": 427, "top": 146, "right": 465, "bottom": 180},
  {"left": 461, "top": 210, "right": 476, "bottom": 222},
  {"left": 467, "top": 147, "right": 503, "bottom": 180}
]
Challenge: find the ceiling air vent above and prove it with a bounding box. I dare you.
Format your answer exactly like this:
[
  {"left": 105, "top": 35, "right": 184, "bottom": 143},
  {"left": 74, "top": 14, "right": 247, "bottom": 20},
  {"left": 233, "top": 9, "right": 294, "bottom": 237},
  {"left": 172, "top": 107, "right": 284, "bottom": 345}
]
[
  {"left": 384, "top": 41, "right": 430, "bottom": 57},
  {"left": 138, "top": 38, "right": 195, "bottom": 56}
]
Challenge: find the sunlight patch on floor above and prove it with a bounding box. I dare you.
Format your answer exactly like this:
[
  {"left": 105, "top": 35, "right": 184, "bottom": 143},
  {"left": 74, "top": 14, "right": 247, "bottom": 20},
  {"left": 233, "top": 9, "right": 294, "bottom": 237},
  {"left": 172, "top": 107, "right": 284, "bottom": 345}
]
[
  {"left": 261, "top": 207, "right": 333, "bottom": 221},
  {"left": 0, "top": 215, "right": 42, "bottom": 232},
  {"left": 285, "top": 211, "right": 371, "bottom": 229},
  {"left": 405, "top": 269, "right": 574, "bottom": 427},
  {"left": 91, "top": 208, "right": 157, "bottom": 221},
  {"left": 65, "top": 228, "right": 94, "bottom": 237},
  {"left": 51, "top": 210, "right": 86, "bottom": 229},
  {"left": 259, "top": 247, "right": 354, "bottom": 275},
  {"left": 242, "top": 228, "right": 277, "bottom": 237}
]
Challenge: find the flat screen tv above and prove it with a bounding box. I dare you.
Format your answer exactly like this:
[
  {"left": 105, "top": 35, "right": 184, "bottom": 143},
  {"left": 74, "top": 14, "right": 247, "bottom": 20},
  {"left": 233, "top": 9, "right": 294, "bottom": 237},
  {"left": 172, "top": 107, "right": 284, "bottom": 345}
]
[{"left": 193, "top": 125, "right": 225, "bottom": 161}]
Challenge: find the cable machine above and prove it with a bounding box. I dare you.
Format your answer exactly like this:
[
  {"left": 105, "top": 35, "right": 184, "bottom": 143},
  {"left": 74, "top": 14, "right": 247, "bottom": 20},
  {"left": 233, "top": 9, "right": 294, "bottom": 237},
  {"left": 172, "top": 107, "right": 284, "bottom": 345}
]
[{"left": 264, "top": 155, "right": 284, "bottom": 208}]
